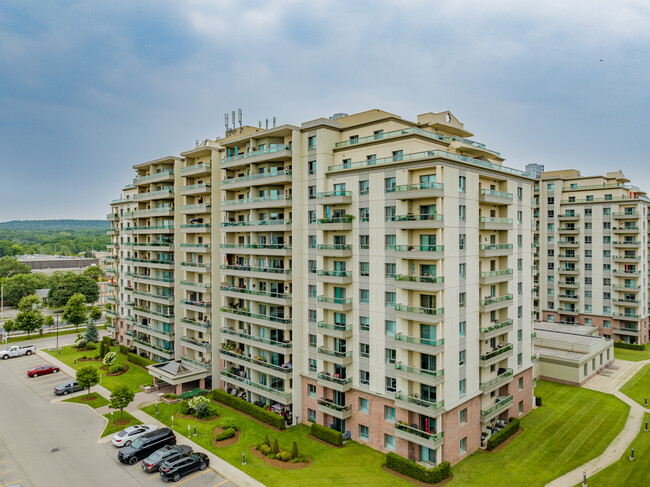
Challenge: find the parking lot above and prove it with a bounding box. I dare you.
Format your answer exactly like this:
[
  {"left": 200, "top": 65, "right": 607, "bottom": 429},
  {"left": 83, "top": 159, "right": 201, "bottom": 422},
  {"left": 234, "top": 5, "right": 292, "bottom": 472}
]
[{"left": 0, "top": 352, "right": 236, "bottom": 487}]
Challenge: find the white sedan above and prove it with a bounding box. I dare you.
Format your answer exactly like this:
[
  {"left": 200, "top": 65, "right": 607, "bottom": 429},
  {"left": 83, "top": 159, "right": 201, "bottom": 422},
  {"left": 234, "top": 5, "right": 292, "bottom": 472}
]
[{"left": 111, "top": 425, "right": 158, "bottom": 447}]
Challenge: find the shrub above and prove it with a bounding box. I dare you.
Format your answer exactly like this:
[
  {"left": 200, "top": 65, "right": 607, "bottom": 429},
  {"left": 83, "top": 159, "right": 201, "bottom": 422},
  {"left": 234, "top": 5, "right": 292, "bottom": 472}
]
[
  {"left": 215, "top": 427, "right": 235, "bottom": 441},
  {"left": 218, "top": 417, "right": 238, "bottom": 430},
  {"left": 103, "top": 351, "right": 118, "bottom": 366},
  {"left": 614, "top": 341, "right": 645, "bottom": 351},
  {"left": 179, "top": 401, "right": 191, "bottom": 415},
  {"left": 127, "top": 353, "right": 155, "bottom": 367},
  {"left": 84, "top": 343, "right": 97, "bottom": 350},
  {"left": 212, "top": 389, "right": 286, "bottom": 430},
  {"left": 80, "top": 355, "right": 87, "bottom": 360},
  {"left": 486, "top": 418, "right": 521, "bottom": 451},
  {"left": 291, "top": 441, "right": 299, "bottom": 459},
  {"left": 102, "top": 336, "right": 112, "bottom": 345},
  {"left": 264, "top": 434, "right": 271, "bottom": 446},
  {"left": 195, "top": 402, "right": 218, "bottom": 420},
  {"left": 535, "top": 396, "right": 543, "bottom": 407},
  {"left": 188, "top": 395, "right": 210, "bottom": 410},
  {"left": 260, "top": 444, "right": 271, "bottom": 455},
  {"left": 272, "top": 438, "right": 280, "bottom": 455},
  {"left": 278, "top": 451, "right": 291, "bottom": 462},
  {"left": 74, "top": 336, "right": 86, "bottom": 349},
  {"left": 109, "top": 363, "right": 124, "bottom": 374},
  {"left": 163, "top": 393, "right": 177, "bottom": 399},
  {"left": 119, "top": 345, "right": 130, "bottom": 355},
  {"left": 179, "top": 388, "right": 208, "bottom": 400},
  {"left": 311, "top": 423, "right": 342, "bottom": 446},
  {"left": 386, "top": 453, "right": 451, "bottom": 483}
]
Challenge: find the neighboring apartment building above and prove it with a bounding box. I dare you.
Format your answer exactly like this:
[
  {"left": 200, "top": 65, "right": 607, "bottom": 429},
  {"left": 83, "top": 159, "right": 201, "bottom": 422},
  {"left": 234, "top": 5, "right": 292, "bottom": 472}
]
[
  {"left": 106, "top": 109, "right": 536, "bottom": 466},
  {"left": 531, "top": 168, "right": 650, "bottom": 344}
]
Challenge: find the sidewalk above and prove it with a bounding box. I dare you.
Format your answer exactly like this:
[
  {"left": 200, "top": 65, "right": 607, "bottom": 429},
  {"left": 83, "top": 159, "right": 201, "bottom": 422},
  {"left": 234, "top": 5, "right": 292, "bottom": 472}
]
[
  {"left": 546, "top": 359, "right": 650, "bottom": 487},
  {"left": 38, "top": 349, "right": 265, "bottom": 487}
]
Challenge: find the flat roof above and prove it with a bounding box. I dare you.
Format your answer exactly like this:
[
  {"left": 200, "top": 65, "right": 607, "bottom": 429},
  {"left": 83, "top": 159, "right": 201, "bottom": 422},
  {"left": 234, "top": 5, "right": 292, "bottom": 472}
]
[
  {"left": 534, "top": 346, "right": 586, "bottom": 361},
  {"left": 534, "top": 321, "right": 597, "bottom": 336},
  {"left": 536, "top": 329, "right": 602, "bottom": 346}
]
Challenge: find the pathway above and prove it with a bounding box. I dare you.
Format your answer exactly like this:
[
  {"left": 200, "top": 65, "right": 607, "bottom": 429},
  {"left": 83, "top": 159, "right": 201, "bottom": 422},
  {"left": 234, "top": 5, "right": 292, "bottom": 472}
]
[{"left": 546, "top": 358, "right": 650, "bottom": 487}]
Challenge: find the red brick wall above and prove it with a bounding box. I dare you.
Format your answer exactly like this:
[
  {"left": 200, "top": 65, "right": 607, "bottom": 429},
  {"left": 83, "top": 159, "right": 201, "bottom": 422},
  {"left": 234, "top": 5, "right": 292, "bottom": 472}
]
[
  {"left": 542, "top": 312, "right": 649, "bottom": 344},
  {"left": 441, "top": 394, "right": 482, "bottom": 465},
  {"left": 508, "top": 368, "right": 534, "bottom": 418}
]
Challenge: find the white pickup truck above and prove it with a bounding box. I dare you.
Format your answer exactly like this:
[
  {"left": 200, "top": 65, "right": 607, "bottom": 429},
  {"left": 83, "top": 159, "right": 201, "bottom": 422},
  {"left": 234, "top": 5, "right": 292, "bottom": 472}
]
[{"left": 0, "top": 345, "right": 36, "bottom": 360}]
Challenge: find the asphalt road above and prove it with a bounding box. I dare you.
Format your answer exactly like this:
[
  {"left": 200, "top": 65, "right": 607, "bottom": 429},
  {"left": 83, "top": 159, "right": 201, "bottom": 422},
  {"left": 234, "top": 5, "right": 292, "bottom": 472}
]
[{"left": 0, "top": 353, "right": 233, "bottom": 487}]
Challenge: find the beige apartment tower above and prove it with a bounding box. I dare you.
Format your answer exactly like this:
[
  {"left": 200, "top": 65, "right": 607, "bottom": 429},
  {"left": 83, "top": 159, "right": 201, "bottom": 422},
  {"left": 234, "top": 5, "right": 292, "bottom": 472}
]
[
  {"left": 107, "top": 109, "right": 536, "bottom": 465},
  {"left": 532, "top": 168, "right": 650, "bottom": 344}
]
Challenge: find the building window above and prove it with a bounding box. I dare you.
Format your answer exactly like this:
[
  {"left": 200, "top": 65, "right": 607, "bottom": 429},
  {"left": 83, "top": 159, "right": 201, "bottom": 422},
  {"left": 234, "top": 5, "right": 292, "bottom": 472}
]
[
  {"left": 360, "top": 316, "right": 370, "bottom": 331},
  {"left": 518, "top": 234, "right": 523, "bottom": 248},
  {"left": 518, "top": 353, "right": 522, "bottom": 366},
  {"left": 359, "top": 207, "right": 369, "bottom": 222},
  {"left": 308, "top": 185, "right": 316, "bottom": 199},
  {"left": 460, "top": 409, "right": 467, "bottom": 424},
  {"left": 308, "top": 359, "right": 317, "bottom": 372},
  {"left": 459, "top": 379, "right": 466, "bottom": 396},
  {"left": 384, "top": 234, "right": 395, "bottom": 249},
  {"left": 385, "top": 177, "right": 396, "bottom": 192},
  {"left": 603, "top": 320, "right": 611, "bottom": 328},
  {"left": 459, "top": 321, "right": 466, "bottom": 337},
  {"left": 518, "top": 401, "right": 524, "bottom": 414},
  {"left": 547, "top": 183, "right": 554, "bottom": 191},
  {"left": 308, "top": 160, "right": 316, "bottom": 174},
  {"left": 459, "top": 292, "right": 466, "bottom": 308},
  {"left": 360, "top": 262, "right": 369, "bottom": 277},
  {"left": 459, "top": 350, "right": 466, "bottom": 366},
  {"left": 360, "top": 235, "right": 370, "bottom": 250},
  {"left": 518, "top": 329, "right": 522, "bottom": 342},
  {"left": 459, "top": 263, "right": 466, "bottom": 279},
  {"left": 359, "top": 425, "right": 369, "bottom": 441},
  {"left": 517, "top": 187, "right": 522, "bottom": 200},
  {"left": 385, "top": 206, "right": 396, "bottom": 221},
  {"left": 459, "top": 176, "right": 466, "bottom": 193},
  {"left": 460, "top": 437, "right": 467, "bottom": 454},
  {"left": 518, "top": 378, "right": 524, "bottom": 390},
  {"left": 384, "top": 406, "right": 395, "bottom": 422},
  {"left": 308, "top": 260, "right": 316, "bottom": 274},
  {"left": 308, "top": 136, "right": 316, "bottom": 148},
  {"left": 308, "top": 334, "right": 317, "bottom": 348},
  {"left": 307, "top": 408, "right": 316, "bottom": 422},
  {"left": 359, "top": 180, "right": 369, "bottom": 195},
  {"left": 459, "top": 205, "right": 466, "bottom": 221},
  {"left": 308, "top": 285, "right": 316, "bottom": 298},
  {"left": 360, "top": 343, "right": 370, "bottom": 358},
  {"left": 308, "top": 309, "right": 317, "bottom": 323},
  {"left": 359, "top": 398, "right": 369, "bottom": 413},
  {"left": 360, "top": 370, "right": 370, "bottom": 386},
  {"left": 384, "top": 434, "right": 395, "bottom": 451},
  {"left": 518, "top": 258, "right": 523, "bottom": 271},
  {"left": 385, "top": 348, "right": 396, "bottom": 364},
  {"left": 518, "top": 211, "right": 522, "bottom": 224},
  {"left": 459, "top": 233, "right": 466, "bottom": 250},
  {"left": 385, "top": 292, "right": 396, "bottom": 307},
  {"left": 385, "top": 320, "right": 396, "bottom": 336},
  {"left": 308, "top": 210, "right": 316, "bottom": 223},
  {"left": 308, "top": 384, "right": 316, "bottom": 397},
  {"left": 385, "top": 376, "right": 396, "bottom": 393},
  {"left": 385, "top": 263, "right": 396, "bottom": 278}
]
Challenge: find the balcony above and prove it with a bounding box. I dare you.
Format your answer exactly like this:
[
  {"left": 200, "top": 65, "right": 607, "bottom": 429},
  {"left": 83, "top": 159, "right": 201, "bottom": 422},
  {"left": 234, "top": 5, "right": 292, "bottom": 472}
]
[
  {"left": 394, "top": 392, "right": 444, "bottom": 418},
  {"left": 479, "top": 269, "right": 513, "bottom": 285},
  {"left": 107, "top": 213, "right": 119, "bottom": 221},
  {"left": 180, "top": 183, "right": 211, "bottom": 196},
  {"left": 558, "top": 213, "right": 580, "bottom": 221},
  {"left": 387, "top": 181, "right": 444, "bottom": 199},
  {"left": 133, "top": 306, "right": 174, "bottom": 323},
  {"left": 317, "top": 397, "right": 352, "bottom": 420},
  {"left": 181, "top": 261, "right": 211, "bottom": 273},
  {"left": 558, "top": 240, "right": 579, "bottom": 248},
  {"left": 180, "top": 162, "right": 211, "bottom": 176},
  {"left": 612, "top": 283, "right": 640, "bottom": 291},
  {"left": 479, "top": 320, "right": 513, "bottom": 340},
  {"left": 220, "top": 370, "right": 291, "bottom": 403},
  {"left": 613, "top": 226, "right": 640, "bottom": 234},
  {"left": 612, "top": 312, "right": 641, "bottom": 321},
  {"left": 317, "top": 322, "right": 353, "bottom": 339},
  {"left": 613, "top": 327, "right": 640, "bottom": 336},
  {"left": 479, "top": 294, "right": 513, "bottom": 312},
  {"left": 612, "top": 211, "right": 639, "bottom": 219},
  {"left": 180, "top": 318, "right": 212, "bottom": 332},
  {"left": 221, "top": 195, "right": 292, "bottom": 211},
  {"left": 613, "top": 298, "right": 640, "bottom": 305},
  {"left": 315, "top": 217, "right": 353, "bottom": 231},
  {"left": 613, "top": 255, "right": 640, "bottom": 263},
  {"left": 317, "top": 347, "right": 353, "bottom": 366},
  {"left": 180, "top": 243, "right": 211, "bottom": 253},
  {"left": 220, "top": 145, "right": 292, "bottom": 169},
  {"left": 219, "top": 264, "right": 291, "bottom": 281},
  {"left": 220, "top": 243, "right": 292, "bottom": 257},
  {"left": 395, "top": 363, "right": 445, "bottom": 386},
  {"left": 220, "top": 327, "right": 291, "bottom": 353},
  {"left": 133, "top": 323, "right": 174, "bottom": 340},
  {"left": 480, "top": 369, "right": 514, "bottom": 392},
  {"left": 479, "top": 217, "right": 513, "bottom": 231},
  {"left": 395, "top": 334, "right": 444, "bottom": 355},
  {"left": 180, "top": 223, "right": 212, "bottom": 233},
  {"left": 133, "top": 169, "right": 174, "bottom": 186},
  {"left": 316, "top": 191, "right": 353, "bottom": 205},
  {"left": 558, "top": 294, "right": 580, "bottom": 303},
  {"left": 125, "top": 257, "right": 175, "bottom": 270},
  {"left": 128, "top": 273, "right": 174, "bottom": 287},
  {"left": 612, "top": 269, "right": 641, "bottom": 277},
  {"left": 395, "top": 423, "right": 444, "bottom": 450},
  {"left": 219, "top": 307, "right": 292, "bottom": 329},
  {"left": 124, "top": 241, "right": 174, "bottom": 251},
  {"left": 220, "top": 349, "right": 291, "bottom": 376},
  {"left": 181, "top": 336, "right": 212, "bottom": 352},
  {"left": 132, "top": 188, "right": 174, "bottom": 202},
  {"left": 314, "top": 244, "right": 353, "bottom": 258},
  {"left": 395, "top": 304, "right": 444, "bottom": 324},
  {"left": 479, "top": 189, "right": 513, "bottom": 205},
  {"left": 480, "top": 344, "right": 513, "bottom": 367},
  {"left": 317, "top": 269, "right": 353, "bottom": 285},
  {"left": 558, "top": 254, "right": 580, "bottom": 262},
  {"left": 317, "top": 296, "right": 353, "bottom": 312},
  {"left": 131, "top": 224, "right": 174, "bottom": 234},
  {"left": 220, "top": 169, "right": 292, "bottom": 189},
  {"left": 388, "top": 245, "right": 444, "bottom": 260},
  {"left": 481, "top": 394, "right": 513, "bottom": 423},
  {"left": 180, "top": 280, "right": 212, "bottom": 292},
  {"left": 479, "top": 243, "right": 513, "bottom": 257},
  {"left": 557, "top": 267, "right": 579, "bottom": 276},
  {"left": 181, "top": 203, "right": 212, "bottom": 215},
  {"left": 393, "top": 275, "right": 444, "bottom": 292},
  {"left": 557, "top": 307, "right": 580, "bottom": 316},
  {"left": 219, "top": 286, "right": 290, "bottom": 306},
  {"left": 129, "top": 207, "right": 174, "bottom": 218},
  {"left": 612, "top": 240, "right": 640, "bottom": 248},
  {"left": 558, "top": 226, "right": 580, "bottom": 234},
  {"left": 133, "top": 339, "right": 174, "bottom": 359},
  {"left": 317, "top": 372, "right": 353, "bottom": 392},
  {"left": 394, "top": 213, "right": 444, "bottom": 230},
  {"left": 221, "top": 219, "right": 291, "bottom": 232},
  {"left": 181, "top": 355, "right": 212, "bottom": 370}
]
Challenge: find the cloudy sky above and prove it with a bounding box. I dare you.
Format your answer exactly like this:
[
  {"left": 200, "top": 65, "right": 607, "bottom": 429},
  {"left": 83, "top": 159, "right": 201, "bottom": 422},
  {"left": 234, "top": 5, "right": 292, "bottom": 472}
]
[{"left": 1, "top": 0, "right": 649, "bottom": 221}]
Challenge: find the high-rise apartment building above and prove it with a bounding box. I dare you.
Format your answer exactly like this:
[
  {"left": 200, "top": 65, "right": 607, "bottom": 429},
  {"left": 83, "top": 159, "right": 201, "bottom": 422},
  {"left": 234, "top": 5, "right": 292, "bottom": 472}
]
[
  {"left": 107, "top": 109, "right": 536, "bottom": 465},
  {"left": 532, "top": 169, "right": 650, "bottom": 344}
]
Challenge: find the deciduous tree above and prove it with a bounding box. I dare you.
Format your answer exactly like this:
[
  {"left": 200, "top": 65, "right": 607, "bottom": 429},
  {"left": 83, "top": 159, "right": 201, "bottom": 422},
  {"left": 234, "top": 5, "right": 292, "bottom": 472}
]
[
  {"left": 15, "top": 294, "right": 45, "bottom": 338},
  {"left": 0, "top": 256, "right": 31, "bottom": 279},
  {"left": 63, "top": 293, "right": 88, "bottom": 332},
  {"left": 76, "top": 366, "right": 100, "bottom": 397},
  {"left": 109, "top": 384, "right": 135, "bottom": 420}
]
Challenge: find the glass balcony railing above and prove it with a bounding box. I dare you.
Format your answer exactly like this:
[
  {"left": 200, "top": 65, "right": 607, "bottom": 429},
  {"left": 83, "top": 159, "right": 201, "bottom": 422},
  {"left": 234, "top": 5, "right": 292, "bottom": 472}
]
[
  {"left": 317, "top": 322, "right": 353, "bottom": 332},
  {"left": 317, "top": 372, "right": 352, "bottom": 386},
  {"left": 180, "top": 203, "right": 212, "bottom": 211},
  {"left": 221, "top": 170, "right": 292, "bottom": 185},
  {"left": 480, "top": 319, "right": 513, "bottom": 334},
  {"left": 180, "top": 299, "right": 211, "bottom": 308},
  {"left": 221, "top": 219, "right": 291, "bottom": 227},
  {"left": 180, "top": 318, "right": 211, "bottom": 329},
  {"left": 480, "top": 217, "right": 513, "bottom": 224},
  {"left": 480, "top": 344, "right": 513, "bottom": 361},
  {"left": 317, "top": 270, "right": 352, "bottom": 277},
  {"left": 133, "top": 169, "right": 173, "bottom": 182},
  {"left": 395, "top": 304, "right": 444, "bottom": 316},
  {"left": 220, "top": 264, "right": 291, "bottom": 275},
  {"left": 387, "top": 244, "right": 444, "bottom": 252},
  {"left": 219, "top": 307, "right": 291, "bottom": 324},
  {"left": 394, "top": 214, "right": 444, "bottom": 222},
  {"left": 480, "top": 294, "right": 513, "bottom": 306},
  {"left": 395, "top": 334, "right": 444, "bottom": 348},
  {"left": 220, "top": 327, "right": 291, "bottom": 348},
  {"left": 395, "top": 392, "right": 444, "bottom": 412},
  {"left": 133, "top": 188, "right": 174, "bottom": 199},
  {"left": 220, "top": 370, "right": 291, "bottom": 400},
  {"left": 386, "top": 181, "right": 444, "bottom": 193},
  {"left": 480, "top": 189, "right": 513, "bottom": 199},
  {"left": 220, "top": 349, "right": 290, "bottom": 373},
  {"left": 395, "top": 423, "right": 444, "bottom": 444},
  {"left": 317, "top": 398, "right": 351, "bottom": 413},
  {"left": 220, "top": 243, "right": 292, "bottom": 250},
  {"left": 180, "top": 162, "right": 211, "bottom": 173},
  {"left": 222, "top": 145, "right": 292, "bottom": 163},
  {"left": 481, "top": 395, "right": 513, "bottom": 417},
  {"left": 133, "top": 323, "right": 174, "bottom": 337},
  {"left": 479, "top": 269, "right": 513, "bottom": 278},
  {"left": 394, "top": 275, "right": 444, "bottom": 284},
  {"left": 222, "top": 195, "right": 291, "bottom": 206},
  {"left": 180, "top": 183, "right": 211, "bottom": 192},
  {"left": 181, "top": 262, "right": 212, "bottom": 269},
  {"left": 315, "top": 244, "right": 352, "bottom": 251},
  {"left": 317, "top": 296, "right": 353, "bottom": 305},
  {"left": 317, "top": 191, "right": 352, "bottom": 198},
  {"left": 219, "top": 285, "right": 291, "bottom": 300},
  {"left": 317, "top": 347, "right": 352, "bottom": 359},
  {"left": 124, "top": 242, "right": 174, "bottom": 247},
  {"left": 395, "top": 363, "right": 444, "bottom": 378},
  {"left": 180, "top": 243, "right": 211, "bottom": 248},
  {"left": 480, "top": 369, "right": 513, "bottom": 389}
]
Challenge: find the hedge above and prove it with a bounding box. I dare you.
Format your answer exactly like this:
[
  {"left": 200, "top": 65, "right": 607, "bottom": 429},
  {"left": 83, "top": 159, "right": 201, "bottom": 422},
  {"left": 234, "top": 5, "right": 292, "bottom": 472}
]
[
  {"left": 119, "top": 345, "right": 131, "bottom": 355},
  {"left": 179, "top": 388, "right": 208, "bottom": 400},
  {"left": 215, "top": 427, "right": 235, "bottom": 441},
  {"left": 212, "top": 389, "right": 286, "bottom": 430},
  {"left": 310, "top": 423, "right": 342, "bottom": 446},
  {"left": 486, "top": 417, "right": 520, "bottom": 451},
  {"left": 102, "top": 336, "right": 112, "bottom": 345},
  {"left": 127, "top": 353, "right": 155, "bottom": 367},
  {"left": 614, "top": 341, "right": 645, "bottom": 351},
  {"left": 386, "top": 453, "right": 451, "bottom": 483}
]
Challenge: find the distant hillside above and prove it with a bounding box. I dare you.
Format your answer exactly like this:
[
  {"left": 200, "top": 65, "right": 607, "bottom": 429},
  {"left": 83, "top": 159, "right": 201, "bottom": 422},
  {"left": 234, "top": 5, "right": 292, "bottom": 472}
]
[{"left": 0, "top": 220, "right": 109, "bottom": 231}]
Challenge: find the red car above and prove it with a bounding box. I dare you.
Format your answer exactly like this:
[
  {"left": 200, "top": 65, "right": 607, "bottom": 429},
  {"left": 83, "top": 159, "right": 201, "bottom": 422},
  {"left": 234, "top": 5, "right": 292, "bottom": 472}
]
[{"left": 27, "top": 364, "right": 59, "bottom": 377}]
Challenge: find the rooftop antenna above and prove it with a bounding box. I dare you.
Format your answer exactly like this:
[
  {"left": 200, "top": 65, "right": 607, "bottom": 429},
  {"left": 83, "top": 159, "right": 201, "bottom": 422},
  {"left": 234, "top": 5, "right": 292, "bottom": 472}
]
[
  {"left": 273, "top": 116, "right": 276, "bottom": 128},
  {"left": 224, "top": 113, "right": 229, "bottom": 135},
  {"left": 231, "top": 111, "right": 236, "bottom": 132},
  {"left": 238, "top": 108, "right": 243, "bottom": 133},
  {"left": 195, "top": 139, "right": 199, "bottom": 146},
  {"left": 265, "top": 118, "right": 268, "bottom": 130},
  {"left": 259, "top": 121, "right": 262, "bottom": 128}
]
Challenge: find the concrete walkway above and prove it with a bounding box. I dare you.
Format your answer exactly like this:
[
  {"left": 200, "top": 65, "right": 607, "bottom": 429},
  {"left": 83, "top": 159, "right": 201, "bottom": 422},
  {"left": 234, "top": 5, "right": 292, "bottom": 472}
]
[
  {"left": 38, "top": 349, "right": 265, "bottom": 487},
  {"left": 546, "top": 359, "right": 650, "bottom": 487}
]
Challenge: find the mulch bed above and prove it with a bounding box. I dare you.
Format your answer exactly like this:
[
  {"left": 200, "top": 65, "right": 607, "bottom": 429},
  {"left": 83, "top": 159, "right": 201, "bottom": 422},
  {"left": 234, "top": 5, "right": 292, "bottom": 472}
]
[
  {"left": 100, "top": 364, "right": 130, "bottom": 376},
  {"left": 174, "top": 412, "right": 220, "bottom": 423},
  {"left": 381, "top": 465, "right": 453, "bottom": 486},
  {"left": 213, "top": 400, "right": 284, "bottom": 432},
  {"left": 484, "top": 427, "right": 523, "bottom": 453},
  {"left": 308, "top": 434, "right": 345, "bottom": 449},
  {"left": 248, "top": 446, "right": 311, "bottom": 470},
  {"left": 114, "top": 419, "right": 131, "bottom": 426},
  {"left": 80, "top": 394, "right": 100, "bottom": 402},
  {"left": 212, "top": 427, "right": 241, "bottom": 447},
  {"left": 78, "top": 357, "right": 102, "bottom": 361}
]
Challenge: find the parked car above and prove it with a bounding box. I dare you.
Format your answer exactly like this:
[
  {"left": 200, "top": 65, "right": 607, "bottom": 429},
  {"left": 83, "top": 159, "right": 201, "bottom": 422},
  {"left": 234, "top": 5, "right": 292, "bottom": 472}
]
[
  {"left": 0, "top": 345, "right": 36, "bottom": 360},
  {"left": 117, "top": 428, "right": 176, "bottom": 465},
  {"left": 112, "top": 425, "right": 158, "bottom": 448},
  {"left": 53, "top": 380, "right": 84, "bottom": 395},
  {"left": 141, "top": 444, "right": 192, "bottom": 472},
  {"left": 159, "top": 452, "right": 209, "bottom": 482},
  {"left": 27, "top": 364, "right": 59, "bottom": 377}
]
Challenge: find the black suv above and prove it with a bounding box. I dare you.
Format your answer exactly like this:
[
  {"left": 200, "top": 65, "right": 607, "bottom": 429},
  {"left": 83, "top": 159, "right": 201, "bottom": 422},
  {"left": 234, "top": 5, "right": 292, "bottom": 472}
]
[
  {"left": 142, "top": 444, "right": 192, "bottom": 472},
  {"left": 160, "top": 452, "right": 209, "bottom": 482},
  {"left": 117, "top": 428, "right": 176, "bottom": 465}
]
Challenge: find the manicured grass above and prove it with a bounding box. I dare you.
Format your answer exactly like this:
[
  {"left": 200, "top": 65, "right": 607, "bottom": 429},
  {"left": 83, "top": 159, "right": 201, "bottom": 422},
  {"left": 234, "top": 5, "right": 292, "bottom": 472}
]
[
  {"left": 620, "top": 364, "right": 650, "bottom": 407},
  {"left": 142, "top": 401, "right": 416, "bottom": 487},
  {"left": 63, "top": 393, "right": 109, "bottom": 409},
  {"left": 614, "top": 344, "right": 650, "bottom": 362},
  {"left": 46, "top": 344, "right": 151, "bottom": 394},
  {"left": 101, "top": 411, "right": 143, "bottom": 438},
  {"left": 449, "top": 381, "right": 630, "bottom": 487},
  {"left": 580, "top": 413, "right": 650, "bottom": 487}
]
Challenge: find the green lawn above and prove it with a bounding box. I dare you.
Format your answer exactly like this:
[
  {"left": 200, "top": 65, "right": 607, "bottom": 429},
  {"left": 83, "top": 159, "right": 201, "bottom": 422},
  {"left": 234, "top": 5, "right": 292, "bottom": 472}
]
[
  {"left": 142, "top": 401, "right": 416, "bottom": 487},
  {"left": 46, "top": 344, "right": 151, "bottom": 393},
  {"left": 614, "top": 344, "right": 650, "bottom": 362},
  {"left": 620, "top": 364, "right": 650, "bottom": 407},
  {"left": 101, "top": 411, "right": 143, "bottom": 438},
  {"left": 63, "top": 393, "right": 109, "bottom": 409},
  {"left": 5, "top": 323, "right": 106, "bottom": 344},
  {"left": 448, "top": 381, "right": 630, "bottom": 487},
  {"left": 579, "top": 413, "right": 650, "bottom": 486}
]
